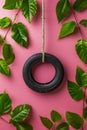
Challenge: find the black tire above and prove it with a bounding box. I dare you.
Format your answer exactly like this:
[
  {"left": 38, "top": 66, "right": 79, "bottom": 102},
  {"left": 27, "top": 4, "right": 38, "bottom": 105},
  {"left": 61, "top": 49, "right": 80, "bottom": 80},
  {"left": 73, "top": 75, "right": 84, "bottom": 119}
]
[{"left": 23, "top": 53, "right": 64, "bottom": 93}]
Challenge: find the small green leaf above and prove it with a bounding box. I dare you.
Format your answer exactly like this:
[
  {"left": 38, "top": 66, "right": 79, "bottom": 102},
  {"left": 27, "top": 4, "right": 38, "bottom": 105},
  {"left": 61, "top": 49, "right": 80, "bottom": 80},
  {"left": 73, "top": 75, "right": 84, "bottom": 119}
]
[
  {"left": 76, "top": 66, "right": 85, "bottom": 86},
  {"left": 40, "top": 116, "right": 53, "bottom": 129},
  {"left": 3, "top": 43, "right": 15, "bottom": 65},
  {"left": 66, "top": 112, "right": 84, "bottom": 129},
  {"left": 0, "top": 17, "right": 11, "bottom": 29},
  {"left": 75, "top": 39, "right": 87, "bottom": 64},
  {"left": 51, "top": 110, "right": 62, "bottom": 122},
  {"left": 0, "top": 35, "right": 4, "bottom": 44},
  {"left": 13, "top": 122, "right": 33, "bottom": 130},
  {"left": 56, "top": 0, "right": 70, "bottom": 22},
  {"left": 59, "top": 21, "right": 76, "bottom": 38},
  {"left": 81, "top": 73, "right": 87, "bottom": 87},
  {"left": 3, "top": 0, "right": 22, "bottom": 10},
  {"left": 68, "top": 80, "right": 84, "bottom": 101},
  {"left": 0, "top": 59, "right": 10, "bottom": 76},
  {"left": 12, "top": 22, "right": 28, "bottom": 47},
  {"left": 10, "top": 104, "right": 31, "bottom": 123},
  {"left": 21, "top": 0, "right": 38, "bottom": 22},
  {"left": 56, "top": 122, "right": 69, "bottom": 130},
  {"left": 83, "top": 107, "right": 87, "bottom": 120},
  {"left": 73, "top": 0, "right": 87, "bottom": 12},
  {"left": 80, "top": 19, "right": 87, "bottom": 27},
  {"left": 0, "top": 92, "right": 12, "bottom": 115}
]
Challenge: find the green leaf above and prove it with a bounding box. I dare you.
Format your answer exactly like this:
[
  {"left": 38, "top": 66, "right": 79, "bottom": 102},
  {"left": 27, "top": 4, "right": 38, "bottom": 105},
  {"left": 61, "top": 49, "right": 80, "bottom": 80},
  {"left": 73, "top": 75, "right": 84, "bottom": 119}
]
[
  {"left": 0, "top": 59, "right": 10, "bottom": 76},
  {"left": 3, "top": 43, "right": 15, "bottom": 65},
  {"left": 68, "top": 80, "right": 84, "bottom": 101},
  {"left": 12, "top": 22, "right": 28, "bottom": 47},
  {"left": 66, "top": 112, "right": 84, "bottom": 129},
  {"left": 59, "top": 21, "right": 76, "bottom": 38},
  {"left": 3, "top": 0, "right": 22, "bottom": 10},
  {"left": 81, "top": 73, "right": 87, "bottom": 86},
  {"left": 83, "top": 107, "right": 87, "bottom": 120},
  {"left": 80, "top": 19, "right": 87, "bottom": 27},
  {"left": 75, "top": 39, "right": 87, "bottom": 64},
  {"left": 56, "top": 122, "right": 69, "bottom": 130},
  {"left": 51, "top": 110, "right": 62, "bottom": 122},
  {"left": 0, "top": 92, "right": 12, "bottom": 115},
  {"left": 76, "top": 66, "right": 85, "bottom": 86},
  {"left": 73, "top": 0, "right": 87, "bottom": 12},
  {"left": 0, "top": 17, "right": 11, "bottom": 29},
  {"left": 40, "top": 116, "right": 53, "bottom": 129},
  {"left": 10, "top": 104, "right": 31, "bottom": 123},
  {"left": 13, "top": 122, "right": 33, "bottom": 130},
  {"left": 56, "top": 0, "right": 70, "bottom": 22},
  {"left": 0, "top": 35, "right": 4, "bottom": 44},
  {"left": 21, "top": 0, "right": 38, "bottom": 22}
]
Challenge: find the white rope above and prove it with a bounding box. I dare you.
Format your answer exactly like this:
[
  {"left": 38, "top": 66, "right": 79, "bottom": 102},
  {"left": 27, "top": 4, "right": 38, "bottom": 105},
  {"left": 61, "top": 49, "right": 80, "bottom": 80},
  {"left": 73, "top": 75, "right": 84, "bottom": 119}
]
[{"left": 42, "top": 0, "right": 45, "bottom": 63}]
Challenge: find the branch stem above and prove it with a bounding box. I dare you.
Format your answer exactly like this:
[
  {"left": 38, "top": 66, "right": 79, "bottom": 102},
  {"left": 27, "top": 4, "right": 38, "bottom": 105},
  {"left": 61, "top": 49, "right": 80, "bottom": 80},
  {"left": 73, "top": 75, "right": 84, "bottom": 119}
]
[
  {"left": 72, "top": 11, "right": 84, "bottom": 39},
  {"left": 4, "top": 9, "right": 20, "bottom": 41},
  {"left": 71, "top": 7, "right": 84, "bottom": 39},
  {"left": 0, "top": 116, "right": 8, "bottom": 123}
]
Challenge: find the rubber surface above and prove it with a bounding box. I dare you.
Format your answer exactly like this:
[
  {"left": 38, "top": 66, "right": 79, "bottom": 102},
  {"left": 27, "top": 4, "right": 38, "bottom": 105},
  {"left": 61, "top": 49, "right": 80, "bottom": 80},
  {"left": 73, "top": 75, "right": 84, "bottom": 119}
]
[{"left": 23, "top": 53, "right": 64, "bottom": 93}]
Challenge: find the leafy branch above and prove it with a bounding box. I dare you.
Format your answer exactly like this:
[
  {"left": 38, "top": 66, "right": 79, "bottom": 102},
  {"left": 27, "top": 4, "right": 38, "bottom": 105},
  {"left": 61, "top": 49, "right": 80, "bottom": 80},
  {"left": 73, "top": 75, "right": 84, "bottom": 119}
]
[
  {"left": 0, "top": 0, "right": 38, "bottom": 76},
  {"left": 0, "top": 92, "right": 32, "bottom": 130},
  {"left": 40, "top": 110, "right": 83, "bottom": 130},
  {"left": 55, "top": 0, "right": 87, "bottom": 130}
]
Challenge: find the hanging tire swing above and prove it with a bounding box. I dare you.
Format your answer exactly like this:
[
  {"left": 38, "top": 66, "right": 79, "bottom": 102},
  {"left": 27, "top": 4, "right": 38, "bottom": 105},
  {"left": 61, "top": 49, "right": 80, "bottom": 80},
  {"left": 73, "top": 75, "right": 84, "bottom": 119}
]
[
  {"left": 23, "top": 53, "right": 64, "bottom": 93},
  {"left": 23, "top": 0, "right": 64, "bottom": 93}
]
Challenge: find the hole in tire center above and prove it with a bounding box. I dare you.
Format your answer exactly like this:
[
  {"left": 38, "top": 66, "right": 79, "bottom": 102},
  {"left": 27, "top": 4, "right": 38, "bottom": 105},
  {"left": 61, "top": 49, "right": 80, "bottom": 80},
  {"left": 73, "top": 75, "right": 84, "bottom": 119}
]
[{"left": 32, "top": 62, "right": 56, "bottom": 84}]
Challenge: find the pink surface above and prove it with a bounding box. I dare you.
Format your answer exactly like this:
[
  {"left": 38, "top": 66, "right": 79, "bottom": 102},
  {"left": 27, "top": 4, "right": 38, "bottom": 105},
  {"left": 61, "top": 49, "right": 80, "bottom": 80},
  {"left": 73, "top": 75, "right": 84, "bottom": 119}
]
[{"left": 0, "top": 0, "right": 87, "bottom": 130}]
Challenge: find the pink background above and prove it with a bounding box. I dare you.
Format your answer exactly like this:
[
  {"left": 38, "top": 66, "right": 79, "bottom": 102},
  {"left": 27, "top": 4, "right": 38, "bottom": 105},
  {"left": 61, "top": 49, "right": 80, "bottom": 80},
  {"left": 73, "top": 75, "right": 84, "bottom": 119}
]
[{"left": 0, "top": 0, "right": 87, "bottom": 129}]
